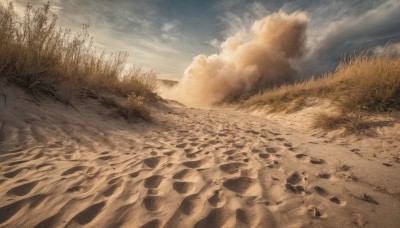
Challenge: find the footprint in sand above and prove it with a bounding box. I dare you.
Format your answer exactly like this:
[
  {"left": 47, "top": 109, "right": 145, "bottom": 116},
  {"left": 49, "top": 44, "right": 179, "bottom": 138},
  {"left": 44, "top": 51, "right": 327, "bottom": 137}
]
[
  {"left": 258, "top": 153, "right": 270, "bottom": 159},
  {"left": 295, "top": 153, "right": 308, "bottom": 159},
  {"left": 163, "top": 150, "right": 176, "bottom": 156},
  {"left": 143, "top": 156, "right": 167, "bottom": 169},
  {"left": 173, "top": 181, "right": 196, "bottom": 194},
  {"left": 144, "top": 175, "right": 165, "bottom": 188},
  {"left": 223, "top": 177, "right": 254, "bottom": 194},
  {"left": 186, "top": 153, "right": 197, "bottom": 159},
  {"left": 219, "top": 162, "right": 247, "bottom": 174},
  {"left": 194, "top": 207, "right": 231, "bottom": 228},
  {"left": 143, "top": 196, "right": 163, "bottom": 211},
  {"left": 179, "top": 194, "right": 203, "bottom": 216},
  {"left": 70, "top": 201, "right": 106, "bottom": 225},
  {"left": 8, "top": 160, "right": 29, "bottom": 166},
  {"left": 314, "top": 186, "right": 343, "bottom": 204},
  {"left": 208, "top": 190, "right": 227, "bottom": 207},
  {"left": 34, "top": 214, "right": 59, "bottom": 228},
  {"left": 182, "top": 158, "right": 209, "bottom": 169},
  {"left": 129, "top": 170, "right": 141, "bottom": 178},
  {"left": 140, "top": 219, "right": 162, "bottom": 228},
  {"left": 317, "top": 171, "right": 332, "bottom": 179},
  {"left": 285, "top": 172, "right": 306, "bottom": 194},
  {"left": 233, "top": 144, "right": 245, "bottom": 149},
  {"left": 176, "top": 143, "right": 188, "bottom": 148},
  {"left": 266, "top": 147, "right": 278, "bottom": 153},
  {"left": 287, "top": 172, "right": 304, "bottom": 185},
  {"left": 340, "top": 165, "right": 351, "bottom": 171},
  {"left": 102, "top": 184, "right": 121, "bottom": 197},
  {"left": 182, "top": 160, "right": 203, "bottom": 168},
  {"left": 173, "top": 169, "right": 197, "bottom": 180},
  {"left": 310, "top": 157, "right": 326, "bottom": 164},
  {"left": 283, "top": 142, "right": 293, "bottom": 148},
  {"left": 0, "top": 200, "right": 25, "bottom": 224},
  {"left": 7, "top": 181, "right": 39, "bottom": 196},
  {"left": 3, "top": 168, "right": 23, "bottom": 178},
  {"left": 150, "top": 151, "right": 158, "bottom": 156},
  {"left": 227, "top": 153, "right": 247, "bottom": 162},
  {"left": 235, "top": 208, "right": 258, "bottom": 227}
]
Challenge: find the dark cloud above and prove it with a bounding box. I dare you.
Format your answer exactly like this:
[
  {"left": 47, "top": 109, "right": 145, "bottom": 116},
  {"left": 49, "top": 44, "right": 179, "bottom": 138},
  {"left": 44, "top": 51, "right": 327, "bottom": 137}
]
[
  {"left": 299, "top": 0, "right": 400, "bottom": 76},
  {"left": 10, "top": 0, "right": 400, "bottom": 80}
]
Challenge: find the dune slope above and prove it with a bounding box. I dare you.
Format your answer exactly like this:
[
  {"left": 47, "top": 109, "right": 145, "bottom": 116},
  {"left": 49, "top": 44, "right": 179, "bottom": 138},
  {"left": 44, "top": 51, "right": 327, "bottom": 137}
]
[{"left": 0, "top": 88, "right": 400, "bottom": 228}]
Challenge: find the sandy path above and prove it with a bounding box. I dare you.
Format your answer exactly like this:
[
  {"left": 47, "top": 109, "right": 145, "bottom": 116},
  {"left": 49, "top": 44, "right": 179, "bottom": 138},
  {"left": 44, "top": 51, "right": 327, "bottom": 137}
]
[{"left": 1, "top": 91, "right": 400, "bottom": 227}]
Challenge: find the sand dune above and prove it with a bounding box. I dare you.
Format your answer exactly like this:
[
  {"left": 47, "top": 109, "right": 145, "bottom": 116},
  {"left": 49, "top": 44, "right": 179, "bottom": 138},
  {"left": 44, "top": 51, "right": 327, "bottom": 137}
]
[{"left": 0, "top": 88, "right": 400, "bottom": 227}]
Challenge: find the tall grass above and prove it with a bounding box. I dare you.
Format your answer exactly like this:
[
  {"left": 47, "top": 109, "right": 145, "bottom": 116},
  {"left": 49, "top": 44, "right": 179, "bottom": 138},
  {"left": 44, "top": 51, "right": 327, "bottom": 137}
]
[
  {"left": 0, "top": 2, "right": 157, "bottom": 120},
  {"left": 243, "top": 52, "right": 400, "bottom": 133}
]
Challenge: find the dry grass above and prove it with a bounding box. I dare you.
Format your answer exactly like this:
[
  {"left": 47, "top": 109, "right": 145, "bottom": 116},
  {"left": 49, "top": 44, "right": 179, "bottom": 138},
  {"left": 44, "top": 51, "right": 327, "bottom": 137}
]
[
  {"left": 243, "top": 75, "right": 334, "bottom": 113},
  {"left": 100, "top": 94, "right": 151, "bottom": 121},
  {"left": 0, "top": 2, "right": 157, "bottom": 120},
  {"left": 313, "top": 112, "right": 365, "bottom": 133},
  {"left": 243, "top": 52, "right": 400, "bottom": 132}
]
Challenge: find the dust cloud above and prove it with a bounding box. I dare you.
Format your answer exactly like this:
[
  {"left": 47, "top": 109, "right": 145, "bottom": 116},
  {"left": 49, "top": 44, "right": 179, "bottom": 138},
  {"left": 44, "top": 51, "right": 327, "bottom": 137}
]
[{"left": 160, "top": 11, "right": 309, "bottom": 107}]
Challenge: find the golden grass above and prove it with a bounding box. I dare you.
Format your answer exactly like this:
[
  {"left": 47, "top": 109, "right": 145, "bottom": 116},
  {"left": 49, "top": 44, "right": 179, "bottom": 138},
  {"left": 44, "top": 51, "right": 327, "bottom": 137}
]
[
  {"left": 100, "top": 94, "right": 151, "bottom": 121},
  {"left": 0, "top": 2, "right": 157, "bottom": 120},
  {"left": 243, "top": 75, "right": 334, "bottom": 113},
  {"left": 243, "top": 52, "right": 400, "bottom": 132},
  {"left": 313, "top": 112, "right": 364, "bottom": 133}
]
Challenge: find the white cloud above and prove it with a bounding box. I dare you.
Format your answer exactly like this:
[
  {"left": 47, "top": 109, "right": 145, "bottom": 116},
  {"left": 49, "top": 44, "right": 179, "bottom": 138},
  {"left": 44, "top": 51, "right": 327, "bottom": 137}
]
[
  {"left": 162, "top": 19, "right": 180, "bottom": 33},
  {"left": 217, "top": 1, "right": 271, "bottom": 39},
  {"left": 10, "top": 0, "right": 62, "bottom": 17},
  {"left": 209, "top": 38, "right": 220, "bottom": 48},
  {"left": 373, "top": 42, "right": 400, "bottom": 55}
]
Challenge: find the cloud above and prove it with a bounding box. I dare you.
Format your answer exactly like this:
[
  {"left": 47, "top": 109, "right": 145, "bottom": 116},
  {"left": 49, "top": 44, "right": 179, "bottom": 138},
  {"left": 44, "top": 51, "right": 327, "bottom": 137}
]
[
  {"left": 217, "top": 1, "right": 270, "bottom": 39},
  {"left": 215, "top": 0, "right": 400, "bottom": 78},
  {"left": 373, "top": 42, "right": 400, "bottom": 55},
  {"left": 8, "top": 0, "right": 400, "bottom": 82},
  {"left": 209, "top": 38, "right": 220, "bottom": 48},
  {"left": 161, "top": 19, "right": 181, "bottom": 41},
  {"left": 162, "top": 19, "right": 180, "bottom": 32},
  {"left": 10, "top": 0, "right": 192, "bottom": 80},
  {"left": 11, "top": 0, "right": 62, "bottom": 17},
  {"left": 294, "top": 0, "right": 400, "bottom": 76},
  {"left": 161, "top": 11, "right": 308, "bottom": 107}
]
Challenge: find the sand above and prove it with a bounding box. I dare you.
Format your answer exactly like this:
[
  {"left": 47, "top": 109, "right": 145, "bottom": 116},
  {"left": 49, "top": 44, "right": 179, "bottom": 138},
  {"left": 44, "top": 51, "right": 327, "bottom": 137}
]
[{"left": 1, "top": 87, "right": 400, "bottom": 228}]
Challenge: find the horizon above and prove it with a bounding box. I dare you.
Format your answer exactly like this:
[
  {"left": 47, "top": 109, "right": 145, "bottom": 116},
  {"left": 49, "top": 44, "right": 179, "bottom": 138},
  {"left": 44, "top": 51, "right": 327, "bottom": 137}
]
[{"left": 9, "top": 0, "right": 400, "bottom": 81}]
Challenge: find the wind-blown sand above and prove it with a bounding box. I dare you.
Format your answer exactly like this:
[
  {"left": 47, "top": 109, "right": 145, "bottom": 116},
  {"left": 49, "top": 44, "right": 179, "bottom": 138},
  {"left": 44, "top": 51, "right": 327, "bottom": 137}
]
[{"left": 1, "top": 88, "right": 400, "bottom": 227}]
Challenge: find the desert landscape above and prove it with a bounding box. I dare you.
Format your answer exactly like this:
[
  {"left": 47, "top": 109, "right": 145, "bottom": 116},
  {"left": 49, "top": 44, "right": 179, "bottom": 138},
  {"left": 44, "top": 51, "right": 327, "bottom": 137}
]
[
  {"left": 1, "top": 1, "right": 400, "bottom": 228},
  {"left": 1, "top": 85, "right": 400, "bottom": 227}
]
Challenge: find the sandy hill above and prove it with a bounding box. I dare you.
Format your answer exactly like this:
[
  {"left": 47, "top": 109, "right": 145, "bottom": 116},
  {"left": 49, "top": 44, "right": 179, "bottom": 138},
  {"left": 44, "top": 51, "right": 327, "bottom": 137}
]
[{"left": 1, "top": 86, "right": 400, "bottom": 228}]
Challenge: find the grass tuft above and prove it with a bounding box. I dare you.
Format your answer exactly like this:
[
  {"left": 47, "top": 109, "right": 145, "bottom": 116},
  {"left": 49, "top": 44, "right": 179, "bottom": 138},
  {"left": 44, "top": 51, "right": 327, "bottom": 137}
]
[
  {"left": 0, "top": 2, "right": 157, "bottom": 121},
  {"left": 100, "top": 94, "right": 151, "bottom": 121},
  {"left": 313, "top": 112, "right": 365, "bottom": 134},
  {"left": 243, "top": 52, "right": 400, "bottom": 133}
]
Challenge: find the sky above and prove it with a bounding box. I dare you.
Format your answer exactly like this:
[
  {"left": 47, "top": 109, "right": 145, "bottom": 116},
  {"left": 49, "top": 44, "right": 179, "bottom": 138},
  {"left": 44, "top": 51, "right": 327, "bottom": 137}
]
[{"left": 8, "top": 0, "right": 400, "bottom": 80}]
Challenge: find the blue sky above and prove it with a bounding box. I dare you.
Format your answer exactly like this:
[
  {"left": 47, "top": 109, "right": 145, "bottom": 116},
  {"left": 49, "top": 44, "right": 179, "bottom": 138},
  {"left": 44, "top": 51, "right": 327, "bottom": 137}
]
[{"left": 10, "top": 0, "right": 400, "bottom": 80}]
